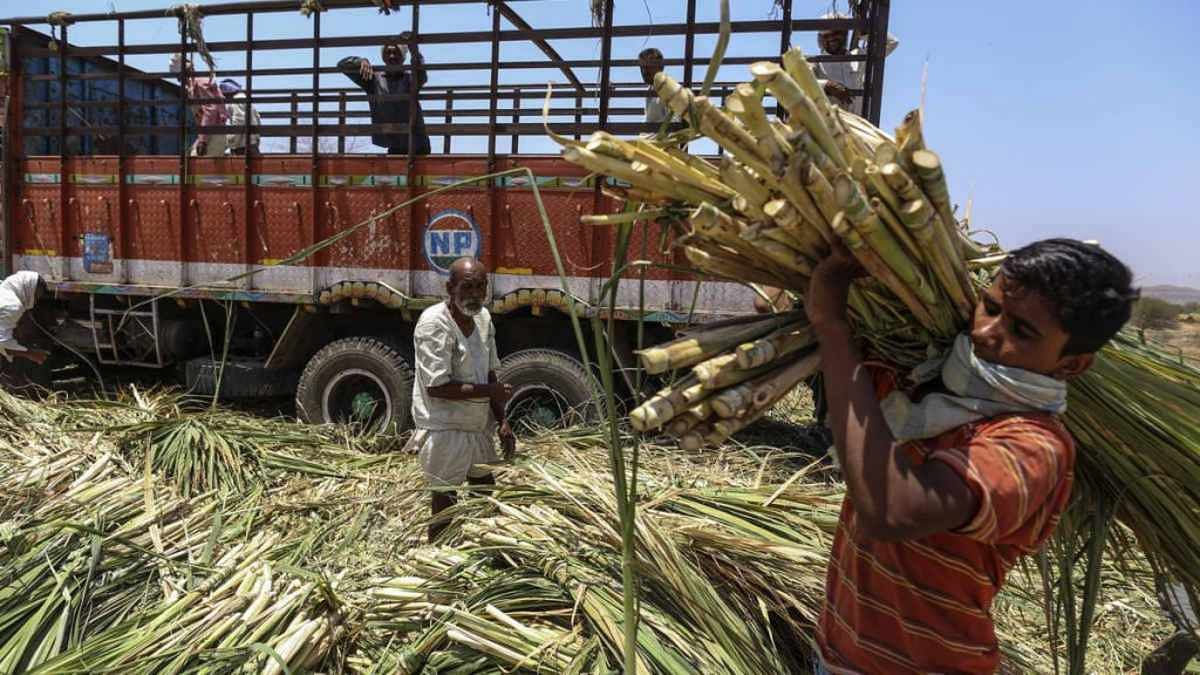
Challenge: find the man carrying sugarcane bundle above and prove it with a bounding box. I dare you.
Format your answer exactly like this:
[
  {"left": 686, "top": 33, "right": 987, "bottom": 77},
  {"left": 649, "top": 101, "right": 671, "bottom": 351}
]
[
  {"left": 809, "top": 239, "right": 1137, "bottom": 674},
  {"left": 814, "top": 12, "right": 898, "bottom": 115},
  {"left": 408, "top": 257, "right": 516, "bottom": 542}
]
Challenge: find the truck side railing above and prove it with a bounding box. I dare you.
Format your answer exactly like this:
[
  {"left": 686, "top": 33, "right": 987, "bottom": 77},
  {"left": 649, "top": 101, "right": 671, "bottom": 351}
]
[{"left": 3, "top": 0, "right": 891, "bottom": 162}]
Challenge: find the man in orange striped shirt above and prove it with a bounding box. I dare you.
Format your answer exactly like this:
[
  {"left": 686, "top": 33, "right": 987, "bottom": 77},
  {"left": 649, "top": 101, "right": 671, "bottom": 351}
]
[{"left": 807, "top": 239, "right": 1138, "bottom": 674}]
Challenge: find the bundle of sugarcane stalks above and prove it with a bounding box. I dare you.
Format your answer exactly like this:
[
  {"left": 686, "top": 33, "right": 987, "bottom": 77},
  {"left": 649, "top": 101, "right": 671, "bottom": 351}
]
[{"left": 559, "top": 48, "right": 1200, "bottom": 605}]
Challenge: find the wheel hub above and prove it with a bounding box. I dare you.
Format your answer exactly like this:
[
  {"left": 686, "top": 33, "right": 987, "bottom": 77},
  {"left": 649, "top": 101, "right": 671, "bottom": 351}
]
[{"left": 322, "top": 368, "right": 393, "bottom": 432}]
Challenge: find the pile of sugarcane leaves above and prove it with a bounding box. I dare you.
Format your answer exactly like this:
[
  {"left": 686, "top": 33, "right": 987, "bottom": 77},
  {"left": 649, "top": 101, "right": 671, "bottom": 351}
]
[{"left": 0, "top": 384, "right": 1179, "bottom": 674}]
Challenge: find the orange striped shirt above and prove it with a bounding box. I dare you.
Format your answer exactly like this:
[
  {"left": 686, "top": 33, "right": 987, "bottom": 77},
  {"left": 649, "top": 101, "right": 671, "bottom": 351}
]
[{"left": 817, "top": 376, "right": 1076, "bottom": 674}]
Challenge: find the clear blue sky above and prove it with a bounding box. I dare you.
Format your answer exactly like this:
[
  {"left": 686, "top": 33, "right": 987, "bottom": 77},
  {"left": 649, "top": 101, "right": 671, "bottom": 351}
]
[{"left": 13, "top": 0, "right": 1199, "bottom": 286}]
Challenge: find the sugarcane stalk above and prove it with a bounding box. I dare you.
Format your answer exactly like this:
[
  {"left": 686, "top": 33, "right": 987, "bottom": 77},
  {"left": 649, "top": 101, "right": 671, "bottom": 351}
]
[
  {"left": 684, "top": 245, "right": 803, "bottom": 290},
  {"left": 694, "top": 94, "right": 777, "bottom": 177},
  {"left": 874, "top": 140, "right": 899, "bottom": 167},
  {"left": 667, "top": 401, "right": 712, "bottom": 437},
  {"left": 895, "top": 108, "right": 925, "bottom": 174},
  {"left": 563, "top": 147, "right": 709, "bottom": 203},
  {"left": 630, "top": 377, "right": 707, "bottom": 431},
  {"left": 787, "top": 128, "right": 839, "bottom": 177},
  {"left": 761, "top": 199, "right": 827, "bottom": 260},
  {"left": 751, "top": 223, "right": 822, "bottom": 272},
  {"left": 589, "top": 132, "right": 735, "bottom": 200},
  {"left": 832, "top": 212, "right": 942, "bottom": 331},
  {"left": 634, "top": 312, "right": 799, "bottom": 375},
  {"left": 706, "top": 351, "right": 822, "bottom": 444},
  {"left": 910, "top": 149, "right": 958, "bottom": 231},
  {"left": 899, "top": 200, "right": 974, "bottom": 321},
  {"left": 711, "top": 383, "right": 755, "bottom": 419},
  {"left": 750, "top": 61, "right": 846, "bottom": 168},
  {"left": 797, "top": 158, "right": 840, "bottom": 241},
  {"left": 781, "top": 46, "right": 835, "bottom": 119},
  {"left": 910, "top": 148, "right": 984, "bottom": 263},
  {"left": 836, "top": 174, "right": 941, "bottom": 307},
  {"left": 741, "top": 227, "right": 815, "bottom": 276},
  {"left": 871, "top": 196, "right": 921, "bottom": 263},
  {"left": 664, "top": 145, "right": 722, "bottom": 181},
  {"left": 679, "top": 424, "right": 714, "bottom": 451},
  {"left": 779, "top": 153, "right": 834, "bottom": 236},
  {"left": 863, "top": 163, "right": 904, "bottom": 219},
  {"left": 720, "top": 158, "right": 771, "bottom": 220},
  {"left": 736, "top": 325, "right": 814, "bottom": 369},
  {"left": 657, "top": 82, "right": 776, "bottom": 177},
  {"left": 726, "top": 83, "right": 790, "bottom": 173},
  {"left": 880, "top": 162, "right": 927, "bottom": 203},
  {"left": 693, "top": 352, "right": 780, "bottom": 391},
  {"left": 691, "top": 203, "right": 787, "bottom": 272}
]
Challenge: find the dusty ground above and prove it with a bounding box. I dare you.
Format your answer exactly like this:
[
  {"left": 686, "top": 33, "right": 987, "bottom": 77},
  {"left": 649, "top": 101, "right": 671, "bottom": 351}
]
[{"left": 1147, "top": 320, "right": 1200, "bottom": 364}]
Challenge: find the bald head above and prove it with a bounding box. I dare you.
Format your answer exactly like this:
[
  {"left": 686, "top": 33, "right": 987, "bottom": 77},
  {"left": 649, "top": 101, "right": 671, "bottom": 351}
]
[{"left": 447, "top": 257, "right": 489, "bottom": 317}]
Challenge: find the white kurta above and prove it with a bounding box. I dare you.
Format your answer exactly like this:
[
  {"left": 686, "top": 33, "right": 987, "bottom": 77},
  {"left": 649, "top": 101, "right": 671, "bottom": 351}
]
[
  {"left": 407, "top": 302, "right": 502, "bottom": 486},
  {"left": 645, "top": 88, "right": 670, "bottom": 125},
  {"left": 0, "top": 271, "right": 40, "bottom": 360},
  {"left": 815, "top": 33, "right": 899, "bottom": 116},
  {"left": 225, "top": 91, "right": 261, "bottom": 151}
]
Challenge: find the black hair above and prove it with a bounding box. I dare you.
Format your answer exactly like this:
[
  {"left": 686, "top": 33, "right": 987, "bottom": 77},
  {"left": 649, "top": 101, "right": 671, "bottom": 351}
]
[{"left": 1000, "top": 238, "right": 1139, "bottom": 355}]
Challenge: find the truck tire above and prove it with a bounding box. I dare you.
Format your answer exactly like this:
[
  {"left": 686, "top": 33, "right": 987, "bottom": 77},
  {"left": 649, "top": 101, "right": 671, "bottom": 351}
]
[
  {"left": 498, "top": 349, "right": 603, "bottom": 432},
  {"left": 185, "top": 357, "right": 298, "bottom": 399},
  {"left": 295, "top": 337, "right": 414, "bottom": 433},
  {"left": 0, "top": 358, "right": 52, "bottom": 396}
]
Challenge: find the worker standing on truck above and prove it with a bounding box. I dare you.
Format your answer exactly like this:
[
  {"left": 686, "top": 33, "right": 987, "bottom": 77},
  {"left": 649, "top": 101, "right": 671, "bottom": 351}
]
[
  {"left": 808, "top": 239, "right": 1136, "bottom": 674},
  {"left": 814, "top": 12, "right": 898, "bottom": 115},
  {"left": 170, "top": 54, "right": 228, "bottom": 157},
  {"left": 338, "top": 33, "right": 431, "bottom": 156},
  {"left": 0, "top": 271, "right": 52, "bottom": 364},
  {"left": 638, "top": 47, "right": 670, "bottom": 125},
  {"left": 219, "top": 79, "right": 261, "bottom": 156},
  {"left": 408, "top": 257, "right": 516, "bottom": 542}
]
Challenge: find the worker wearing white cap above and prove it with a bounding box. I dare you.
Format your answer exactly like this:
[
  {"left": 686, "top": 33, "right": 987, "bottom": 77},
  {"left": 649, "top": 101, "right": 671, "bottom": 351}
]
[{"left": 814, "top": 12, "right": 898, "bottom": 116}]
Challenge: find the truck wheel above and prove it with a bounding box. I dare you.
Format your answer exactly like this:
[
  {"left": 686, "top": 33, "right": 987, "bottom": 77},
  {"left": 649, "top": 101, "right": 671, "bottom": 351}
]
[
  {"left": 295, "top": 337, "right": 413, "bottom": 433},
  {"left": 185, "top": 357, "right": 299, "bottom": 399},
  {"left": 0, "top": 358, "right": 52, "bottom": 396},
  {"left": 498, "top": 349, "right": 603, "bottom": 432}
]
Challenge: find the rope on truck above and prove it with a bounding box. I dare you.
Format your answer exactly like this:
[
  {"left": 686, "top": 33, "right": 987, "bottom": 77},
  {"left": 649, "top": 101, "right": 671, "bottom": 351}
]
[
  {"left": 46, "top": 11, "right": 74, "bottom": 51},
  {"left": 298, "top": 0, "right": 326, "bottom": 18},
  {"left": 169, "top": 4, "right": 217, "bottom": 75}
]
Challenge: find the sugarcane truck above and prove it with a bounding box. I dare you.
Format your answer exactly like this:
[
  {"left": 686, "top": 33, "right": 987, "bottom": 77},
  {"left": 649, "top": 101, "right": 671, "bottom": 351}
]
[{"left": 0, "top": 0, "right": 891, "bottom": 431}]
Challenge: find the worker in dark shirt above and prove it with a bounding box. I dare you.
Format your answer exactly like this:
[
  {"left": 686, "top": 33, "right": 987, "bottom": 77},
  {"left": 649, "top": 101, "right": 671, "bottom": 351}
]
[{"left": 338, "top": 32, "right": 431, "bottom": 155}]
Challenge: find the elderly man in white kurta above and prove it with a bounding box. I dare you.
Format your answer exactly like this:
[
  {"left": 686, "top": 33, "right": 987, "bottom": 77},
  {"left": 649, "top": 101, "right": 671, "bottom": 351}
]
[
  {"left": 408, "top": 257, "right": 515, "bottom": 542},
  {"left": 0, "top": 271, "right": 51, "bottom": 364}
]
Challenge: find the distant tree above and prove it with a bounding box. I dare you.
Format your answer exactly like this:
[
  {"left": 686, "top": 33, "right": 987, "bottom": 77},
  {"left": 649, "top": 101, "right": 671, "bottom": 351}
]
[{"left": 1133, "top": 298, "right": 1183, "bottom": 330}]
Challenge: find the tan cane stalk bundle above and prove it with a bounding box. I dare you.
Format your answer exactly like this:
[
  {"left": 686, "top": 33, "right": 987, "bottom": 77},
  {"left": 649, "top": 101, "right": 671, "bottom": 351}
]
[{"left": 555, "top": 44, "right": 1200, "bottom": 604}]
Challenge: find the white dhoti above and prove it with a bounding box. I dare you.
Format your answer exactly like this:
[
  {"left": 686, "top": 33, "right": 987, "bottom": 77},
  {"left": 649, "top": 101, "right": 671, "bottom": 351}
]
[
  {"left": 408, "top": 302, "right": 504, "bottom": 487},
  {"left": 409, "top": 428, "right": 499, "bottom": 486}
]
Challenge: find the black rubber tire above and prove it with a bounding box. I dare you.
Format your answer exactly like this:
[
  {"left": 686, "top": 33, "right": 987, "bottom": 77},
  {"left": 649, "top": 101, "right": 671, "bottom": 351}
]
[
  {"left": 0, "top": 358, "right": 52, "bottom": 396},
  {"left": 498, "top": 349, "right": 604, "bottom": 430},
  {"left": 185, "top": 356, "right": 299, "bottom": 399},
  {"left": 295, "top": 336, "right": 414, "bottom": 432}
]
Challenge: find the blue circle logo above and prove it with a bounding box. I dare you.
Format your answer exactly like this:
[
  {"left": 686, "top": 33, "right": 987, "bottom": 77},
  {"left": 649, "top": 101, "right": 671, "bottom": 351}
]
[{"left": 423, "top": 208, "right": 482, "bottom": 275}]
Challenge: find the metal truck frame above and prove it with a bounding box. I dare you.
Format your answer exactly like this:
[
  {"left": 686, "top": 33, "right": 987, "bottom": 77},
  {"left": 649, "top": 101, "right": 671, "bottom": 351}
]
[{"left": 0, "top": 0, "right": 891, "bottom": 430}]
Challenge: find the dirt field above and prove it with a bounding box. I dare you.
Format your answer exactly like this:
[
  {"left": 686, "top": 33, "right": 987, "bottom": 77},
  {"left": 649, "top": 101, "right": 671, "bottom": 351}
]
[{"left": 1146, "top": 320, "right": 1200, "bottom": 364}]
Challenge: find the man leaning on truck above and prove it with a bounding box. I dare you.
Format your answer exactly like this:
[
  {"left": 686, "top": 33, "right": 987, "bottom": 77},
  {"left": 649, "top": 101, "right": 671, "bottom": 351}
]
[
  {"left": 407, "top": 257, "right": 516, "bottom": 542},
  {"left": 338, "top": 33, "right": 432, "bottom": 156}
]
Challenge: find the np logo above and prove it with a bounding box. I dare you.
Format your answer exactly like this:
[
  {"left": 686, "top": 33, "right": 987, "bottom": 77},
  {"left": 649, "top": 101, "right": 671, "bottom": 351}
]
[{"left": 424, "top": 208, "right": 482, "bottom": 275}]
